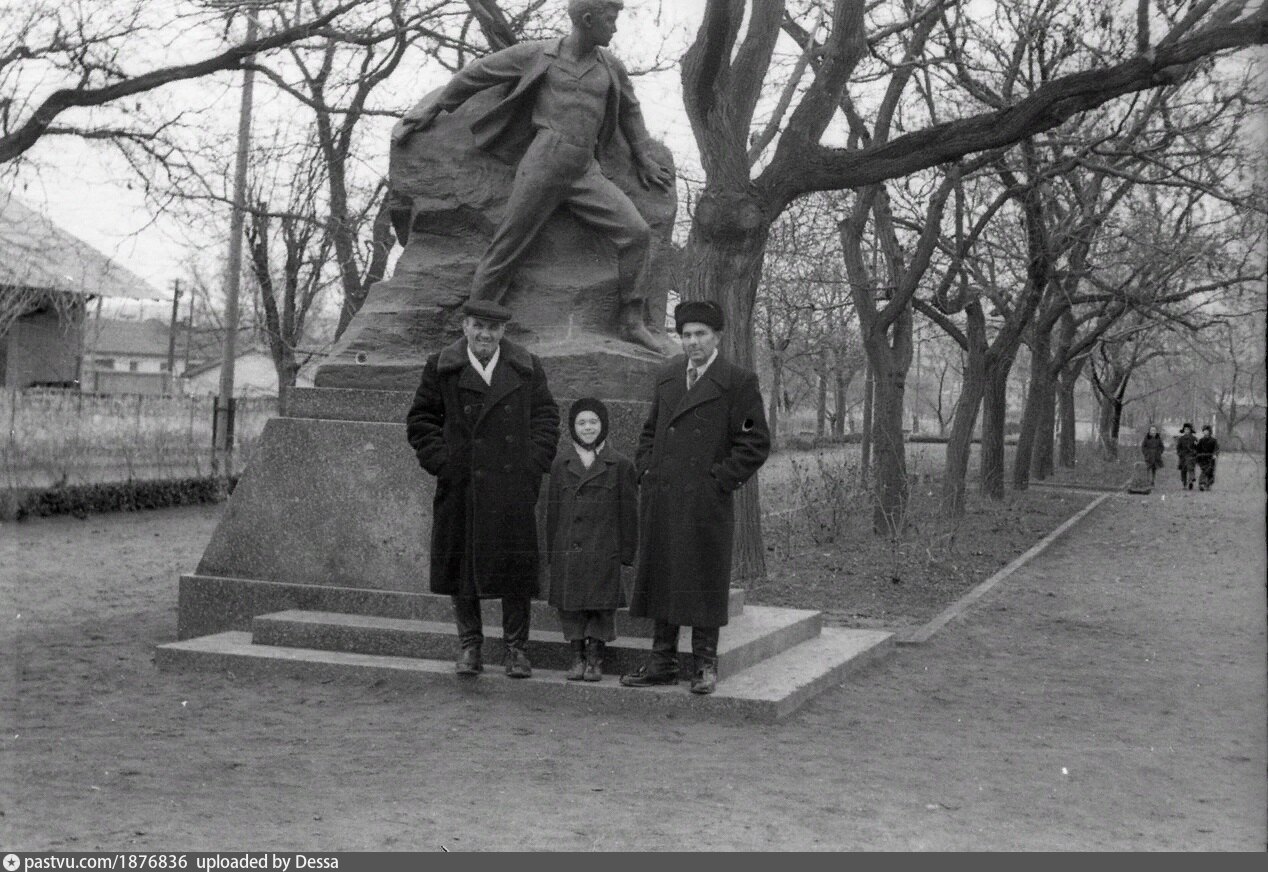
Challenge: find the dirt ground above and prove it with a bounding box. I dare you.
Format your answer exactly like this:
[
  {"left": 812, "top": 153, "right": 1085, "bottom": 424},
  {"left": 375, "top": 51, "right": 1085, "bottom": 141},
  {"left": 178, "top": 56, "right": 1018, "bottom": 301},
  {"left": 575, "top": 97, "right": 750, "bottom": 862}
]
[{"left": 2, "top": 453, "right": 1264, "bottom": 850}]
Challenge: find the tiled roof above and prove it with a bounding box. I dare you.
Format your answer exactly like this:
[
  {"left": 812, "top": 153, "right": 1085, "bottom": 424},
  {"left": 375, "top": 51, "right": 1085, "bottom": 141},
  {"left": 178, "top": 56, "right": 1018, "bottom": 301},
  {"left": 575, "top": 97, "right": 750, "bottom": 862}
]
[{"left": 0, "top": 196, "right": 163, "bottom": 300}]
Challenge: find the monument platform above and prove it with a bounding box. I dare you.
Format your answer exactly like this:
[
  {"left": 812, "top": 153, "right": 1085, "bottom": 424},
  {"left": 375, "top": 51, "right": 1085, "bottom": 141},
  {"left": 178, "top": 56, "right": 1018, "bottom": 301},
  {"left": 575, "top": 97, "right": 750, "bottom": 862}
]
[{"left": 159, "top": 386, "right": 896, "bottom": 721}]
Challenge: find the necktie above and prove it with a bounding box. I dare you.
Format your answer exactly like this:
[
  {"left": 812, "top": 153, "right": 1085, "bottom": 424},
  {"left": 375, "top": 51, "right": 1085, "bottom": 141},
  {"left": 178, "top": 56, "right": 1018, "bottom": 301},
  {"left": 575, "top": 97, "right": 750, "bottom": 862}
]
[{"left": 687, "top": 366, "right": 699, "bottom": 390}]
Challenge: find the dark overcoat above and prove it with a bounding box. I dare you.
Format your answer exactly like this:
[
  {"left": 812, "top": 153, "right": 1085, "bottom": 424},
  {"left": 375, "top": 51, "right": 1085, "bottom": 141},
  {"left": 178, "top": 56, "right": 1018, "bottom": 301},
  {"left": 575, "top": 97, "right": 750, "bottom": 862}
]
[
  {"left": 405, "top": 338, "right": 559, "bottom": 598},
  {"left": 1141, "top": 434, "right": 1165, "bottom": 470},
  {"left": 545, "top": 448, "right": 638, "bottom": 612},
  {"left": 630, "top": 354, "right": 771, "bottom": 628},
  {"left": 1176, "top": 432, "right": 1198, "bottom": 470}
]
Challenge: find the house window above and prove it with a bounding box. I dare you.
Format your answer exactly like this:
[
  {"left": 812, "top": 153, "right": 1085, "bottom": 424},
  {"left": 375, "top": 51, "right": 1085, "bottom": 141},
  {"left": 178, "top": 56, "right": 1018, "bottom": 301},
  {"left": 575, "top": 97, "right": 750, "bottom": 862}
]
[
  {"left": 95, "top": 358, "right": 115, "bottom": 370},
  {"left": 128, "top": 361, "right": 139, "bottom": 372},
  {"left": 159, "top": 362, "right": 169, "bottom": 372}
]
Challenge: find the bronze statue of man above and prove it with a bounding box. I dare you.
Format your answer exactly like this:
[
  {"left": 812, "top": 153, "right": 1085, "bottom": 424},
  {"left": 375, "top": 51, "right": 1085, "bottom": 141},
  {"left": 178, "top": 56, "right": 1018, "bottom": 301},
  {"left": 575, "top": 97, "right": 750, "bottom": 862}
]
[{"left": 394, "top": 0, "right": 674, "bottom": 354}]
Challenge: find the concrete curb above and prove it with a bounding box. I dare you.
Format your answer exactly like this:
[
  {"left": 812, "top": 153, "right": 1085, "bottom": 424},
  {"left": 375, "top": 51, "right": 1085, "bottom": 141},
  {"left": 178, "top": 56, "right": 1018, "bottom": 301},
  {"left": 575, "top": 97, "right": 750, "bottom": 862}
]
[{"left": 896, "top": 493, "right": 1110, "bottom": 645}]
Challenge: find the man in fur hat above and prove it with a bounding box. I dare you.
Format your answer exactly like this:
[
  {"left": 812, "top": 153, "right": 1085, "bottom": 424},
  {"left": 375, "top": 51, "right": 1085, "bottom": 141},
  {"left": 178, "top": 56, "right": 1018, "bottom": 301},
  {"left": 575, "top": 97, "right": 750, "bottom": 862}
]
[{"left": 621, "top": 300, "right": 771, "bottom": 695}]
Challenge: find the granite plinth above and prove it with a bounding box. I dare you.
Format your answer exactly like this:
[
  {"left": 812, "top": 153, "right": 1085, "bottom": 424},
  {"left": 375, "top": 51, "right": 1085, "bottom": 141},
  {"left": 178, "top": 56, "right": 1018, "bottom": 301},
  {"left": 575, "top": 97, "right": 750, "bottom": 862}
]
[
  {"left": 155, "top": 626, "right": 896, "bottom": 723},
  {"left": 312, "top": 332, "right": 670, "bottom": 401},
  {"left": 176, "top": 572, "right": 745, "bottom": 641},
  {"left": 278, "top": 386, "right": 652, "bottom": 458},
  {"left": 251, "top": 604, "right": 815, "bottom": 678},
  {"left": 194, "top": 416, "right": 435, "bottom": 593}
]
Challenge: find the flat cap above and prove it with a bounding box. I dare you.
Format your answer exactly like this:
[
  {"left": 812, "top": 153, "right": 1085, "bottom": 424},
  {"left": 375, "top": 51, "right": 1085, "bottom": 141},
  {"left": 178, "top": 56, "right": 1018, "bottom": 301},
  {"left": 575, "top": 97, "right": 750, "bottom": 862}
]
[{"left": 461, "top": 299, "right": 513, "bottom": 322}]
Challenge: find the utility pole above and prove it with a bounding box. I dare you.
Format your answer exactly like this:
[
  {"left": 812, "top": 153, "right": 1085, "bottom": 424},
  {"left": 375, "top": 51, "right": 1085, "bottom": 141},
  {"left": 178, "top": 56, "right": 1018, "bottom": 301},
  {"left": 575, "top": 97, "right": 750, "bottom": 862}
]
[
  {"left": 166, "top": 279, "right": 182, "bottom": 395},
  {"left": 212, "top": 6, "right": 259, "bottom": 477}
]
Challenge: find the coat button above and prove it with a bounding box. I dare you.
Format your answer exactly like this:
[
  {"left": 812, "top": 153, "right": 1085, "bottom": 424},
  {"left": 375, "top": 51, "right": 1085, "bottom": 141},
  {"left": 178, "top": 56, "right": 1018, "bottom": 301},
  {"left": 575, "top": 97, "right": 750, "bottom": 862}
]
[
  {"left": 668, "top": 426, "right": 676, "bottom": 434},
  {"left": 505, "top": 435, "right": 514, "bottom": 443},
  {"left": 694, "top": 428, "right": 701, "bottom": 435},
  {"left": 504, "top": 464, "right": 512, "bottom": 471}
]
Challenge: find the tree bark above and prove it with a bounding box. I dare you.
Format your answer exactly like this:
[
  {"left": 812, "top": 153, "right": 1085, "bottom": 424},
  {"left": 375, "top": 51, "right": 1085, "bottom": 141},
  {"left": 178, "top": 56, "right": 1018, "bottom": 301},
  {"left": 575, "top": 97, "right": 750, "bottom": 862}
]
[
  {"left": 980, "top": 356, "right": 1012, "bottom": 500},
  {"left": 1057, "top": 359, "right": 1083, "bottom": 467},
  {"left": 768, "top": 352, "right": 783, "bottom": 446},
  {"left": 942, "top": 304, "right": 987, "bottom": 517},
  {"left": 860, "top": 360, "right": 874, "bottom": 485},
  {"left": 679, "top": 192, "right": 773, "bottom": 581}
]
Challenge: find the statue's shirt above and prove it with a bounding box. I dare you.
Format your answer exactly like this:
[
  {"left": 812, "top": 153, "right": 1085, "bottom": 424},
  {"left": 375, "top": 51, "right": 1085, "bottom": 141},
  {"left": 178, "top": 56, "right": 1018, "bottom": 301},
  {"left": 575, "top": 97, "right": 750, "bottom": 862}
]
[{"left": 532, "top": 52, "right": 610, "bottom": 149}]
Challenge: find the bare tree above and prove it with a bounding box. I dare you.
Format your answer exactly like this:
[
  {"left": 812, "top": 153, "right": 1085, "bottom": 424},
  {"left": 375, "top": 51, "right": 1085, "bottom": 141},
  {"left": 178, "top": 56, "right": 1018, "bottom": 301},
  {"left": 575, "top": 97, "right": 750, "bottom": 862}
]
[{"left": 0, "top": 1, "right": 365, "bottom": 166}]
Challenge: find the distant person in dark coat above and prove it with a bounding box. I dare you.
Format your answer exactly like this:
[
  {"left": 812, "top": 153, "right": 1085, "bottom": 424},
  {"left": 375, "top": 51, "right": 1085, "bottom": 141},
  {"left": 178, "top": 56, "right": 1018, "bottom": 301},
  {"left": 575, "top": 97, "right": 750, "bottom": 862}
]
[
  {"left": 1176, "top": 423, "right": 1198, "bottom": 490},
  {"left": 1196, "top": 425, "right": 1219, "bottom": 491},
  {"left": 405, "top": 299, "right": 559, "bottom": 678},
  {"left": 546, "top": 398, "right": 638, "bottom": 681},
  {"left": 1141, "top": 426, "right": 1165, "bottom": 485},
  {"left": 621, "top": 300, "right": 771, "bottom": 696}
]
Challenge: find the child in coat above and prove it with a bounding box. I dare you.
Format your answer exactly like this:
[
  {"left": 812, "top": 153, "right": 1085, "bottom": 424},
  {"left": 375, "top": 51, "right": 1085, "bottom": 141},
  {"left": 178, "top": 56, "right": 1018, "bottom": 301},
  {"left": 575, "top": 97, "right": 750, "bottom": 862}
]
[{"left": 546, "top": 398, "right": 638, "bottom": 681}]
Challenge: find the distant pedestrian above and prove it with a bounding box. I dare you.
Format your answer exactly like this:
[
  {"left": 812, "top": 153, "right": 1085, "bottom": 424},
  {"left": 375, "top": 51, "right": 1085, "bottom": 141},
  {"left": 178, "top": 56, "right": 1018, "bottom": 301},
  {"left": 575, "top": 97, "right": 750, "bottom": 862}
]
[
  {"left": 1196, "top": 425, "right": 1219, "bottom": 491},
  {"left": 546, "top": 398, "right": 638, "bottom": 682},
  {"left": 1141, "top": 426, "right": 1165, "bottom": 486},
  {"left": 1176, "top": 423, "right": 1198, "bottom": 490}
]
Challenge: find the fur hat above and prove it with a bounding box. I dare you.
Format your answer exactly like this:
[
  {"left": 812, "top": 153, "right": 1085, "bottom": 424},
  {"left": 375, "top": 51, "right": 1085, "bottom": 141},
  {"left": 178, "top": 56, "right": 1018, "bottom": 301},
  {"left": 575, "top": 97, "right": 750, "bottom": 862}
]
[
  {"left": 1181, "top": 422, "right": 1194, "bottom": 433},
  {"left": 674, "top": 300, "right": 724, "bottom": 333},
  {"left": 569, "top": 397, "right": 609, "bottom": 448}
]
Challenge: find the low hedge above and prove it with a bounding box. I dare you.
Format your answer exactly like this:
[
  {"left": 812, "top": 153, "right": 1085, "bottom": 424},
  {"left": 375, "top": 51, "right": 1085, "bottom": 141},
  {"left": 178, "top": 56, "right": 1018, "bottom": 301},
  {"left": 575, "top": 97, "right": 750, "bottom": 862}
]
[{"left": 4, "top": 476, "right": 238, "bottom": 521}]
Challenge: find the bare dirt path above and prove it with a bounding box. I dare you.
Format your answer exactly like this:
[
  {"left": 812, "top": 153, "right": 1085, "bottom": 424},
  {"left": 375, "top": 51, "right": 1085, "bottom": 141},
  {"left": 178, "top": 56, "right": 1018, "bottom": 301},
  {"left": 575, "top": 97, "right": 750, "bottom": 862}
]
[{"left": 2, "top": 454, "right": 1264, "bottom": 850}]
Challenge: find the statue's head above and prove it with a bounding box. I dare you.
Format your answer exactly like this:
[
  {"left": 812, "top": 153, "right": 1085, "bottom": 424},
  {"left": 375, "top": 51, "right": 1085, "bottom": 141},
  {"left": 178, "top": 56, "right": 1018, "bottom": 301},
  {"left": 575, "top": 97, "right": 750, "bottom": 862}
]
[{"left": 569, "top": 0, "right": 624, "bottom": 45}]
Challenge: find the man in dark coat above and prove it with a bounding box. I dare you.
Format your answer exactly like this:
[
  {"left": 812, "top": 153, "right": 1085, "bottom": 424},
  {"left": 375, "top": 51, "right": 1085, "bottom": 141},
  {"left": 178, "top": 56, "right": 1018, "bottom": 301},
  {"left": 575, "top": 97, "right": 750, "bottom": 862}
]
[
  {"left": 1176, "top": 423, "right": 1198, "bottom": 490},
  {"left": 1195, "top": 424, "right": 1219, "bottom": 491},
  {"left": 621, "top": 300, "right": 771, "bottom": 695},
  {"left": 392, "top": 0, "right": 673, "bottom": 353},
  {"left": 405, "top": 300, "right": 559, "bottom": 678}
]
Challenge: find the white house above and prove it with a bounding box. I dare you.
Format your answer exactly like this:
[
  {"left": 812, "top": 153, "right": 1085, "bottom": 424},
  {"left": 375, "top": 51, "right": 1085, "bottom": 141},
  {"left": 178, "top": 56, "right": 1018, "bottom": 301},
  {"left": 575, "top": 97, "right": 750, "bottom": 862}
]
[{"left": 182, "top": 347, "right": 315, "bottom": 397}]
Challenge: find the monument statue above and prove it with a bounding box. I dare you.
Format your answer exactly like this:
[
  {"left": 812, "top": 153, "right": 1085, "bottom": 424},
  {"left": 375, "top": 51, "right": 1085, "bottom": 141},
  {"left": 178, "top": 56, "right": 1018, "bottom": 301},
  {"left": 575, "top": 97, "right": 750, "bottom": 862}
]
[{"left": 393, "top": 0, "right": 674, "bottom": 354}]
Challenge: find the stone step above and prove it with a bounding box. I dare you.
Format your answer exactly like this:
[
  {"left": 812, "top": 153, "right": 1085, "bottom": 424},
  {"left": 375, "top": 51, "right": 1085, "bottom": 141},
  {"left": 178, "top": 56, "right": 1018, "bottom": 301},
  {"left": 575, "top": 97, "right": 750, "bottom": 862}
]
[
  {"left": 251, "top": 604, "right": 817, "bottom": 679},
  {"left": 154, "top": 626, "right": 895, "bottom": 723},
  {"left": 178, "top": 573, "right": 744, "bottom": 640}
]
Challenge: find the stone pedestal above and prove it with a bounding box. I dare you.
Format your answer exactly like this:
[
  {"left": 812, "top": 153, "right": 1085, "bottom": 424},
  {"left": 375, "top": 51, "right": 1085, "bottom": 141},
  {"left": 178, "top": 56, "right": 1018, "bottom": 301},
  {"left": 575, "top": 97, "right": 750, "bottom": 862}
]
[{"left": 177, "top": 386, "right": 655, "bottom": 639}]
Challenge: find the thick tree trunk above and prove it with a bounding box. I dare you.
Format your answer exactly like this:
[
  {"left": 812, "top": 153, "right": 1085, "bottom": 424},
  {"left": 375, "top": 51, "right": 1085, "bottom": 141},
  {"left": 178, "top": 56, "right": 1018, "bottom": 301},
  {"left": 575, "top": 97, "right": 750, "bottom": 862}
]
[
  {"left": 1031, "top": 373, "right": 1056, "bottom": 480},
  {"left": 860, "top": 304, "right": 913, "bottom": 536},
  {"left": 1016, "top": 323, "right": 1062, "bottom": 486},
  {"left": 1057, "top": 361, "right": 1081, "bottom": 467},
  {"left": 870, "top": 357, "right": 909, "bottom": 536},
  {"left": 768, "top": 353, "right": 782, "bottom": 447},
  {"left": 979, "top": 356, "right": 1011, "bottom": 500},
  {"left": 860, "top": 361, "right": 874, "bottom": 485},
  {"left": 942, "top": 342, "right": 986, "bottom": 517},
  {"left": 680, "top": 193, "right": 773, "bottom": 581}
]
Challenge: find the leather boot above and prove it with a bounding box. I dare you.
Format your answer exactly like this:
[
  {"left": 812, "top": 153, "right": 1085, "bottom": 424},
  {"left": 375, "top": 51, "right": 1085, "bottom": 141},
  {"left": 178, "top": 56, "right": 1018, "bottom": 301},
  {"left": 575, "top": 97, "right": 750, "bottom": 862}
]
[
  {"left": 583, "top": 638, "right": 604, "bottom": 682},
  {"left": 566, "top": 640, "right": 586, "bottom": 681}
]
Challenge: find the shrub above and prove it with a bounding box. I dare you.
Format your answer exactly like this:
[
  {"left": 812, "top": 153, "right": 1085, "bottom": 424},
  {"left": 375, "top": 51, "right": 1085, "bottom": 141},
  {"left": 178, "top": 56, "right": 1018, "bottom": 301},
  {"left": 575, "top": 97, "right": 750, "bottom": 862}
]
[{"left": 7, "top": 476, "right": 238, "bottom": 521}]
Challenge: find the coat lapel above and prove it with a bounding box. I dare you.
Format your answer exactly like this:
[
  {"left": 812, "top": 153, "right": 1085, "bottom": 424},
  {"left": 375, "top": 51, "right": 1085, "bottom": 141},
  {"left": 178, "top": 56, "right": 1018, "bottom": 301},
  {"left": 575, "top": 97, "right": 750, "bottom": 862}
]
[
  {"left": 668, "top": 359, "right": 728, "bottom": 424},
  {"left": 475, "top": 352, "right": 522, "bottom": 429},
  {"left": 574, "top": 451, "right": 614, "bottom": 488},
  {"left": 457, "top": 364, "right": 488, "bottom": 395}
]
